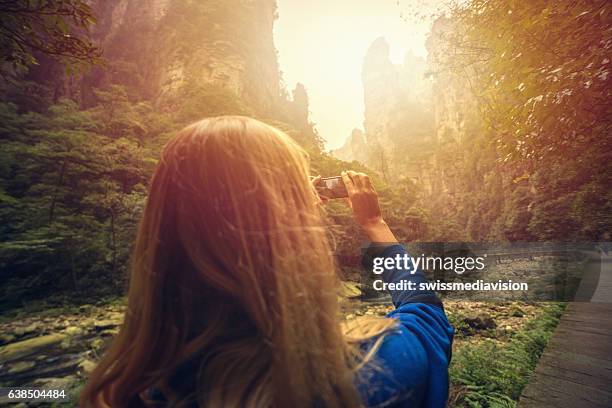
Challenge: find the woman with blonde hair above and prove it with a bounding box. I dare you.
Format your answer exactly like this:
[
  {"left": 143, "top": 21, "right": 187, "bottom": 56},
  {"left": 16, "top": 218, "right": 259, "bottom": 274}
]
[{"left": 80, "top": 116, "right": 453, "bottom": 407}]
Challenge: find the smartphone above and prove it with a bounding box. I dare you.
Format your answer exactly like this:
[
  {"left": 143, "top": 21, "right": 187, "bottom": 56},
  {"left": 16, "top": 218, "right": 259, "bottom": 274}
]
[{"left": 317, "top": 176, "right": 348, "bottom": 199}]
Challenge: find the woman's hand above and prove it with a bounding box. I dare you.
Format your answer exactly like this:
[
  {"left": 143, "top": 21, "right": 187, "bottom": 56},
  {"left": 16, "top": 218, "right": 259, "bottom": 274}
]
[
  {"left": 341, "top": 171, "right": 397, "bottom": 243},
  {"left": 310, "top": 175, "right": 328, "bottom": 205}
]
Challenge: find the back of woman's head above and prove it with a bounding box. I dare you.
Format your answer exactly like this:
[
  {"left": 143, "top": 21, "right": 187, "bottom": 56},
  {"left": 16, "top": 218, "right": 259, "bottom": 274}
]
[{"left": 81, "top": 116, "right": 362, "bottom": 407}]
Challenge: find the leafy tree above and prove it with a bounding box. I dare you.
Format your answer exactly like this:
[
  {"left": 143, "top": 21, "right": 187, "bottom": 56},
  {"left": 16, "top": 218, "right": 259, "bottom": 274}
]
[
  {"left": 0, "top": 0, "right": 100, "bottom": 76},
  {"left": 427, "top": 0, "right": 611, "bottom": 241},
  {"left": 0, "top": 98, "right": 151, "bottom": 307},
  {"left": 91, "top": 86, "right": 147, "bottom": 141}
]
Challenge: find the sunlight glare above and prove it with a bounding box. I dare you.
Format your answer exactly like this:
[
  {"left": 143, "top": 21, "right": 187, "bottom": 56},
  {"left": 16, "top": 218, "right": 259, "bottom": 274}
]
[{"left": 274, "top": 0, "right": 441, "bottom": 150}]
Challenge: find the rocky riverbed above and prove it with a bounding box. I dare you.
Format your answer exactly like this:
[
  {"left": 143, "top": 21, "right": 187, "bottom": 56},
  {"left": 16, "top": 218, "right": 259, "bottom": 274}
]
[
  {"left": 0, "top": 303, "right": 123, "bottom": 406},
  {"left": 0, "top": 296, "right": 543, "bottom": 406}
]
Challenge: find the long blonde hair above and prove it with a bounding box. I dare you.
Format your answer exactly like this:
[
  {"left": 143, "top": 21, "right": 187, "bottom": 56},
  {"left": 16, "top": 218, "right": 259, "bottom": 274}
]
[{"left": 81, "top": 116, "right": 393, "bottom": 407}]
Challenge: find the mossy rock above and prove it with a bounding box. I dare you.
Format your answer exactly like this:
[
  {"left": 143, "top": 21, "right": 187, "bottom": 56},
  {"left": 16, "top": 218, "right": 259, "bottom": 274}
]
[
  {"left": 463, "top": 313, "right": 497, "bottom": 330},
  {"left": 0, "top": 333, "right": 67, "bottom": 364},
  {"left": 510, "top": 307, "right": 525, "bottom": 317},
  {"left": 340, "top": 281, "right": 362, "bottom": 298},
  {"left": 94, "top": 319, "right": 119, "bottom": 331},
  {"left": 0, "top": 333, "right": 16, "bottom": 345},
  {"left": 7, "top": 360, "right": 36, "bottom": 374}
]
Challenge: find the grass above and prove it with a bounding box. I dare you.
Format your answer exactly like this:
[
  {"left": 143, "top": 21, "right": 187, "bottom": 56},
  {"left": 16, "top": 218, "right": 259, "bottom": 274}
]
[{"left": 448, "top": 302, "right": 565, "bottom": 407}]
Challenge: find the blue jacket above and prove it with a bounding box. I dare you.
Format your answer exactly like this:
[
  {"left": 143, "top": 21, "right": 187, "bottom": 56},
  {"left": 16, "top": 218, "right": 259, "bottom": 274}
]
[{"left": 357, "top": 244, "right": 454, "bottom": 407}]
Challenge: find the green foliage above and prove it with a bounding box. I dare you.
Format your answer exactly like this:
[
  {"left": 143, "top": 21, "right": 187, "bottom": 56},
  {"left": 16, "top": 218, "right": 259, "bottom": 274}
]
[
  {"left": 165, "top": 82, "right": 253, "bottom": 124},
  {"left": 0, "top": 69, "right": 377, "bottom": 309},
  {"left": 0, "top": 95, "right": 151, "bottom": 308},
  {"left": 425, "top": 0, "right": 611, "bottom": 241},
  {"left": 449, "top": 303, "right": 565, "bottom": 407},
  {"left": 0, "top": 0, "right": 101, "bottom": 76}
]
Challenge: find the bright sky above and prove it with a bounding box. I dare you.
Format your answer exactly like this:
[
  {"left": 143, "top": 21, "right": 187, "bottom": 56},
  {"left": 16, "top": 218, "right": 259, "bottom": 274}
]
[{"left": 274, "top": 0, "right": 440, "bottom": 150}]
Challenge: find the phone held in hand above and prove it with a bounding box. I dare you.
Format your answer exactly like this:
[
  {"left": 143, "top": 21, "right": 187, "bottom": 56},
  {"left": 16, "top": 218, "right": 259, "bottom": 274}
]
[{"left": 317, "top": 176, "right": 348, "bottom": 199}]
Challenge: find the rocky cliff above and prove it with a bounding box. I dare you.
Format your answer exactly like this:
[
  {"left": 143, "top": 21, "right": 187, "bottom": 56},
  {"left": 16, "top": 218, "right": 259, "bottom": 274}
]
[
  {"left": 425, "top": 16, "right": 481, "bottom": 202},
  {"left": 425, "top": 17, "right": 474, "bottom": 146},
  {"left": 46, "top": 0, "right": 281, "bottom": 115},
  {"left": 361, "top": 36, "right": 400, "bottom": 170},
  {"left": 331, "top": 128, "right": 368, "bottom": 163},
  {"left": 334, "top": 37, "right": 435, "bottom": 187}
]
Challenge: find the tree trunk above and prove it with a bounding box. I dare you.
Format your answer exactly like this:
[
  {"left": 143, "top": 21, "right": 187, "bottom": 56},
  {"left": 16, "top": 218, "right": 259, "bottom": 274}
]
[
  {"left": 110, "top": 210, "right": 117, "bottom": 286},
  {"left": 70, "top": 244, "right": 78, "bottom": 292},
  {"left": 49, "top": 160, "right": 67, "bottom": 222}
]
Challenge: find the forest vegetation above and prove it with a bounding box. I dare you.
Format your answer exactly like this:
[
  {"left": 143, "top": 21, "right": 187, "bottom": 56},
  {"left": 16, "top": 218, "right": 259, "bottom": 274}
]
[
  {"left": 348, "top": 0, "right": 610, "bottom": 243},
  {"left": 0, "top": 0, "right": 420, "bottom": 308},
  {"left": 0, "top": 2, "right": 609, "bottom": 406},
  {"left": 2, "top": 0, "right": 609, "bottom": 307}
]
